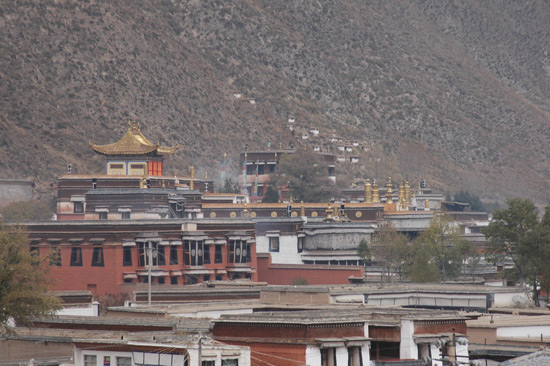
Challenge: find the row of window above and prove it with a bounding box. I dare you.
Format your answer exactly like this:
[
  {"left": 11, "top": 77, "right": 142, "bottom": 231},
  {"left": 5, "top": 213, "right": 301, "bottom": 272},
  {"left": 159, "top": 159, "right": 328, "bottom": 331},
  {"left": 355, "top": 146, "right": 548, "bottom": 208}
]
[
  {"left": 84, "top": 355, "right": 238, "bottom": 366},
  {"left": 31, "top": 246, "right": 105, "bottom": 267},
  {"left": 130, "top": 240, "right": 251, "bottom": 267},
  {"left": 31, "top": 239, "right": 253, "bottom": 268}
]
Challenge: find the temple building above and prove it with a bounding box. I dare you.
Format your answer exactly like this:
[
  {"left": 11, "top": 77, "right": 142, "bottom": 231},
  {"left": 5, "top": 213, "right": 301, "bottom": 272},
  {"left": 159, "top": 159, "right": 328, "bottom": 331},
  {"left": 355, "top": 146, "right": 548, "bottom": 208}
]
[{"left": 89, "top": 121, "right": 177, "bottom": 176}]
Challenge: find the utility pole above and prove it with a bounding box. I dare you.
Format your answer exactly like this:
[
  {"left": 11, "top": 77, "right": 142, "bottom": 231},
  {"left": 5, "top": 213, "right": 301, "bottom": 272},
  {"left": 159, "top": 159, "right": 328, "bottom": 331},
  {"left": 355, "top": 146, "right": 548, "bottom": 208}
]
[{"left": 147, "top": 240, "right": 152, "bottom": 306}]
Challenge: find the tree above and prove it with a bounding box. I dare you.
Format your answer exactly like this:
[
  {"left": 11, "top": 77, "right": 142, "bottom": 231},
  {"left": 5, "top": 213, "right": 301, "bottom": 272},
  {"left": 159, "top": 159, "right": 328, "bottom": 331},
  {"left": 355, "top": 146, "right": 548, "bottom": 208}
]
[
  {"left": 483, "top": 198, "right": 549, "bottom": 306},
  {"left": 357, "top": 238, "right": 371, "bottom": 266},
  {"left": 454, "top": 190, "right": 485, "bottom": 211},
  {"left": 262, "top": 186, "right": 279, "bottom": 203},
  {"left": 370, "top": 222, "right": 410, "bottom": 283},
  {"left": 0, "top": 224, "right": 61, "bottom": 330},
  {"left": 1, "top": 200, "right": 53, "bottom": 221},
  {"left": 412, "top": 214, "right": 464, "bottom": 283},
  {"left": 273, "top": 148, "right": 334, "bottom": 202},
  {"left": 220, "top": 178, "right": 240, "bottom": 193}
]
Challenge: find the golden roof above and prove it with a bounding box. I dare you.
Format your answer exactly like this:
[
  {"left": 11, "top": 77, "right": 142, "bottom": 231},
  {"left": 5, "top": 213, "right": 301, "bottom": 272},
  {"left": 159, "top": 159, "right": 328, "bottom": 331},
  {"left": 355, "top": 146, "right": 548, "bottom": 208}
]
[{"left": 89, "top": 121, "right": 177, "bottom": 156}]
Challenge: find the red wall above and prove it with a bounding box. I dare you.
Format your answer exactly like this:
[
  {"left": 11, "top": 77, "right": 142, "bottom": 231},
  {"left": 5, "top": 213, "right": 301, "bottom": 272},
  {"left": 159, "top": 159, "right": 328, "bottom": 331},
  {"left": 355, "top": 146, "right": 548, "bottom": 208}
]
[{"left": 257, "top": 254, "right": 364, "bottom": 285}]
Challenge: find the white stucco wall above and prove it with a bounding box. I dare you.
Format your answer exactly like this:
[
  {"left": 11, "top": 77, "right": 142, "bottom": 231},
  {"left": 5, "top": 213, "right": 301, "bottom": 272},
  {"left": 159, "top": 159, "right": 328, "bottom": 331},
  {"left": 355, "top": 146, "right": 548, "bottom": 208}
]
[
  {"left": 497, "top": 325, "right": 550, "bottom": 338},
  {"left": 306, "top": 345, "right": 322, "bottom": 366},
  {"left": 493, "top": 291, "right": 527, "bottom": 307},
  {"left": 256, "top": 234, "right": 301, "bottom": 264},
  {"left": 400, "top": 319, "right": 417, "bottom": 360},
  {"left": 75, "top": 344, "right": 250, "bottom": 366}
]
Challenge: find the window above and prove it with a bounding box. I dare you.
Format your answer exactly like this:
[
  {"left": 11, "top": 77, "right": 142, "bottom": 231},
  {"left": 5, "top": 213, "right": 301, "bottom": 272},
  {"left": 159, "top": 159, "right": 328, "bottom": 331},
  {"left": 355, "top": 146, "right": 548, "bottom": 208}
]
[
  {"left": 269, "top": 237, "right": 280, "bottom": 252},
  {"left": 246, "top": 244, "right": 252, "bottom": 262},
  {"left": 222, "top": 359, "right": 238, "bottom": 366},
  {"left": 228, "top": 240, "right": 247, "bottom": 263},
  {"left": 74, "top": 201, "right": 84, "bottom": 213},
  {"left": 123, "top": 246, "right": 132, "bottom": 266},
  {"left": 98, "top": 211, "right": 108, "bottom": 220},
  {"left": 202, "top": 361, "right": 215, "bottom": 366},
  {"left": 215, "top": 245, "right": 223, "bottom": 263},
  {"left": 116, "top": 357, "right": 131, "bottom": 366},
  {"left": 257, "top": 164, "right": 264, "bottom": 175},
  {"left": 203, "top": 274, "right": 210, "bottom": 282},
  {"left": 158, "top": 246, "right": 166, "bottom": 265},
  {"left": 184, "top": 241, "right": 205, "bottom": 266},
  {"left": 70, "top": 247, "right": 82, "bottom": 266},
  {"left": 91, "top": 247, "right": 104, "bottom": 267},
  {"left": 257, "top": 185, "right": 264, "bottom": 196},
  {"left": 138, "top": 242, "right": 159, "bottom": 267},
  {"left": 170, "top": 276, "right": 179, "bottom": 285},
  {"left": 246, "top": 165, "right": 254, "bottom": 175},
  {"left": 268, "top": 164, "right": 276, "bottom": 173},
  {"left": 49, "top": 245, "right": 61, "bottom": 266},
  {"left": 121, "top": 211, "right": 130, "bottom": 219},
  {"left": 157, "top": 277, "right": 165, "bottom": 285},
  {"left": 170, "top": 246, "right": 179, "bottom": 264},
  {"left": 84, "top": 355, "right": 97, "bottom": 366},
  {"left": 215, "top": 274, "right": 222, "bottom": 281},
  {"left": 203, "top": 244, "right": 211, "bottom": 264},
  {"left": 297, "top": 237, "right": 304, "bottom": 253}
]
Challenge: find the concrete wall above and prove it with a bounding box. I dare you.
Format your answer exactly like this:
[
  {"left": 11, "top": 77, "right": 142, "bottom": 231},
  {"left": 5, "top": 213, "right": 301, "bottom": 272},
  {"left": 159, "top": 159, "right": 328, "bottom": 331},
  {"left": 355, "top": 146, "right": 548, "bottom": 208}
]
[
  {"left": 256, "top": 254, "right": 364, "bottom": 286},
  {"left": 0, "top": 339, "right": 73, "bottom": 364}
]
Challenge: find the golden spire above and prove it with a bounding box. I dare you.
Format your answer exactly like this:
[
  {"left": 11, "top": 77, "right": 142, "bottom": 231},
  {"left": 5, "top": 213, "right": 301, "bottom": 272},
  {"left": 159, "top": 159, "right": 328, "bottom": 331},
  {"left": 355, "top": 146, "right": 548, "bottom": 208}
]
[
  {"left": 289, "top": 195, "right": 294, "bottom": 204},
  {"left": 386, "top": 176, "right": 393, "bottom": 204},
  {"left": 300, "top": 201, "right": 305, "bottom": 217},
  {"left": 190, "top": 166, "right": 195, "bottom": 190},
  {"left": 325, "top": 203, "right": 333, "bottom": 219},
  {"left": 365, "top": 179, "right": 372, "bottom": 203},
  {"left": 204, "top": 171, "right": 208, "bottom": 181},
  {"left": 372, "top": 180, "right": 380, "bottom": 203},
  {"left": 405, "top": 180, "right": 411, "bottom": 204},
  {"left": 398, "top": 182, "right": 405, "bottom": 208}
]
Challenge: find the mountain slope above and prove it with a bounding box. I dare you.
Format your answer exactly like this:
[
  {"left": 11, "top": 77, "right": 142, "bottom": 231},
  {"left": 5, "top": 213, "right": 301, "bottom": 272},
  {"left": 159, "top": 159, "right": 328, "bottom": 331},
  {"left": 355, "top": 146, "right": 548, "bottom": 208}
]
[{"left": 1, "top": 0, "right": 549, "bottom": 204}]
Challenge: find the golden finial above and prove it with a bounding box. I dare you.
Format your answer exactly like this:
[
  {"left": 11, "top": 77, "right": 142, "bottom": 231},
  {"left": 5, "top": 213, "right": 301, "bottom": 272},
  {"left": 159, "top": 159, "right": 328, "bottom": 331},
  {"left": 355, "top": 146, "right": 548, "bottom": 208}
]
[
  {"left": 372, "top": 180, "right": 380, "bottom": 203},
  {"left": 289, "top": 195, "right": 294, "bottom": 204},
  {"left": 140, "top": 177, "right": 147, "bottom": 189},
  {"left": 365, "top": 179, "right": 372, "bottom": 203},
  {"left": 386, "top": 176, "right": 393, "bottom": 204},
  {"left": 190, "top": 166, "right": 195, "bottom": 190},
  {"left": 243, "top": 202, "right": 248, "bottom": 215},
  {"left": 399, "top": 182, "right": 405, "bottom": 209},
  {"left": 300, "top": 201, "right": 305, "bottom": 217},
  {"left": 405, "top": 181, "right": 411, "bottom": 204},
  {"left": 326, "top": 203, "right": 333, "bottom": 219},
  {"left": 204, "top": 171, "right": 208, "bottom": 181}
]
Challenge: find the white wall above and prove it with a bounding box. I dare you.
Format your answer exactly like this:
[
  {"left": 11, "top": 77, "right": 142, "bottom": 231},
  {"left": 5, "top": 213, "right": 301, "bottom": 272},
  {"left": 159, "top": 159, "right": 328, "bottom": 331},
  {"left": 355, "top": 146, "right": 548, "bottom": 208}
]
[
  {"left": 256, "top": 234, "right": 302, "bottom": 264},
  {"left": 497, "top": 325, "right": 550, "bottom": 338},
  {"left": 400, "top": 319, "right": 417, "bottom": 360}
]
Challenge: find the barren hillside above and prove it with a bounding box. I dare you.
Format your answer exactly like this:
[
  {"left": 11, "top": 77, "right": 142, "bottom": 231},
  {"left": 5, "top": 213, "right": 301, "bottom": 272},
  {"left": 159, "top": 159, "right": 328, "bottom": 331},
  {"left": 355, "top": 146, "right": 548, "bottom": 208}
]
[{"left": 1, "top": 0, "right": 548, "bottom": 204}]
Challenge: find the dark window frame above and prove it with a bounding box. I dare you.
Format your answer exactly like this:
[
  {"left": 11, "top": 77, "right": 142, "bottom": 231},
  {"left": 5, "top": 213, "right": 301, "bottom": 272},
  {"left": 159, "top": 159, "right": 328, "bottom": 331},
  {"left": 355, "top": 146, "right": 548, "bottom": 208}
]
[
  {"left": 123, "top": 246, "right": 133, "bottom": 266},
  {"left": 269, "top": 237, "right": 280, "bottom": 252},
  {"left": 70, "top": 246, "right": 83, "bottom": 266},
  {"left": 91, "top": 247, "right": 104, "bottom": 267},
  {"left": 74, "top": 201, "right": 84, "bottom": 213}
]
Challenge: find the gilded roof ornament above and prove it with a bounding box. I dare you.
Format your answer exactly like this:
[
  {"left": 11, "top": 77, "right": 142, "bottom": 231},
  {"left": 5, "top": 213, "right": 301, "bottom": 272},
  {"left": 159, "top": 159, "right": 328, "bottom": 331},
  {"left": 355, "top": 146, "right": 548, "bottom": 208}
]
[{"left": 90, "top": 121, "right": 177, "bottom": 156}]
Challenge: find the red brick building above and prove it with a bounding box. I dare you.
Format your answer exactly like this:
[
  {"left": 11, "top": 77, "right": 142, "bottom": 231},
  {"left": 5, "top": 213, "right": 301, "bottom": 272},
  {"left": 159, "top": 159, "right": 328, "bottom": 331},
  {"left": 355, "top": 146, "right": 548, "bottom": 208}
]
[{"left": 24, "top": 219, "right": 257, "bottom": 297}]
